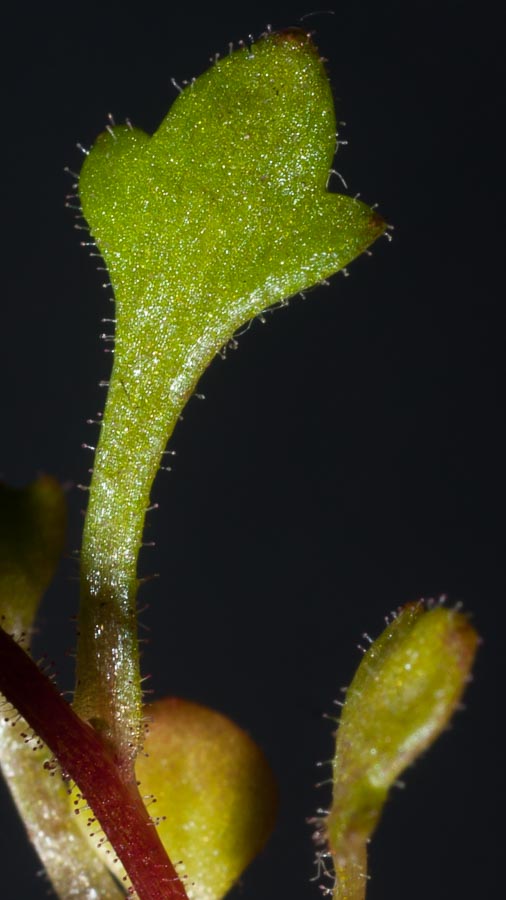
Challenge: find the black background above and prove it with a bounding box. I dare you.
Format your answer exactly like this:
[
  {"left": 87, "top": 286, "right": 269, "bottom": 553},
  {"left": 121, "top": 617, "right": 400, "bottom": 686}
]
[{"left": 0, "top": 1, "right": 503, "bottom": 898}]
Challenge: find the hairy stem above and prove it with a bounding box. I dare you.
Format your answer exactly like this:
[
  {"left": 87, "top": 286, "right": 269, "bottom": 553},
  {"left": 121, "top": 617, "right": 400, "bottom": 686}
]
[
  {"left": 330, "top": 833, "right": 368, "bottom": 900},
  {"left": 73, "top": 320, "right": 204, "bottom": 767},
  {"left": 0, "top": 625, "right": 188, "bottom": 900}
]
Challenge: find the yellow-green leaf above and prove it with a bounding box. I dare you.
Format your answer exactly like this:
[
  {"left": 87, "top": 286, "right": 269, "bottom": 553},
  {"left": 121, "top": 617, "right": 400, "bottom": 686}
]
[{"left": 321, "top": 602, "right": 478, "bottom": 900}]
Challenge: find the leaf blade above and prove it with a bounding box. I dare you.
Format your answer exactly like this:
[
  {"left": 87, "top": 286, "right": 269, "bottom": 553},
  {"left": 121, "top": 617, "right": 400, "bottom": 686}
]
[{"left": 322, "top": 602, "right": 478, "bottom": 900}]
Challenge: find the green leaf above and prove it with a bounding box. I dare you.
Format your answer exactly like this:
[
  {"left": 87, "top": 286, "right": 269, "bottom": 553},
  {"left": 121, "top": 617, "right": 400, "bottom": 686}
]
[
  {"left": 320, "top": 602, "right": 478, "bottom": 900},
  {"left": 75, "top": 27, "right": 386, "bottom": 766},
  {"left": 0, "top": 476, "right": 66, "bottom": 636}
]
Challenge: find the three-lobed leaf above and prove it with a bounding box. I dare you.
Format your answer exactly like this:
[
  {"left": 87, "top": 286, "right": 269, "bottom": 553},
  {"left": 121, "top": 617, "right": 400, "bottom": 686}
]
[
  {"left": 81, "top": 30, "right": 384, "bottom": 338},
  {"left": 75, "top": 27, "right": 386, "bottom": 764}
]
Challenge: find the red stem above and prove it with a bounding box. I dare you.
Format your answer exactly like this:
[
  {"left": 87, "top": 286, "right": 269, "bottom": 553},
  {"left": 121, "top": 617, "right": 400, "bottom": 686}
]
[{"left": 0, "top": 625, "right": 188, "bottom": 900}]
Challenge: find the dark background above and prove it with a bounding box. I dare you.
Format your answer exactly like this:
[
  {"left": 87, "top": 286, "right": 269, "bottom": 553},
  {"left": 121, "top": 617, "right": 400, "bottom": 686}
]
[{"left": 0, "top": 1, "right": 503, "bottom": 898}]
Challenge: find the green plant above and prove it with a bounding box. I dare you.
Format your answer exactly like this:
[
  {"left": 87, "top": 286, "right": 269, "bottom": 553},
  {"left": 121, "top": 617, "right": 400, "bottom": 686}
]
[{"left": 0, "top": 27, "right": 477, "bottom": 900}]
